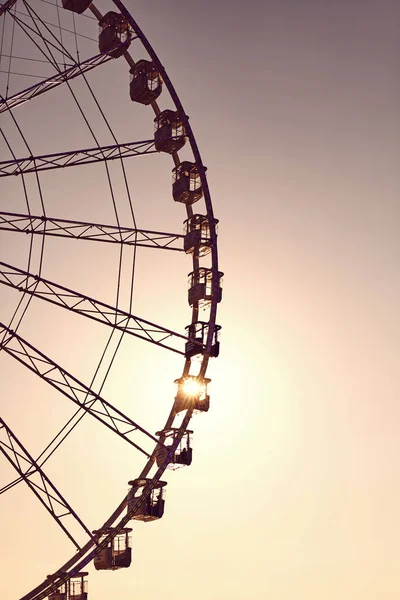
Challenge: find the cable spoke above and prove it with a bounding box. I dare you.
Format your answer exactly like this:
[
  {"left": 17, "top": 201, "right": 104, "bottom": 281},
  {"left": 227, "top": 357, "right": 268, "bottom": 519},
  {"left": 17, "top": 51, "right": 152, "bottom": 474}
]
[
  {"left": 0, "top": 211, "right": 184, "bottom": 251},
  {"left": 0, "top": 417, "right": 96, "bottom": 549},
  {"left": 0, "top": 321, "right": 163, "bottom": 459},
  {"left": 0, "top": 262, "right": 195, "bottom": 353}
]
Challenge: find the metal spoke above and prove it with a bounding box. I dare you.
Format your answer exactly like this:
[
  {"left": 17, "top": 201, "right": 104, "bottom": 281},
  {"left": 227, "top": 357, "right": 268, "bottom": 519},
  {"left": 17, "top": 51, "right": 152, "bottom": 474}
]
[
  {"left": 0, "top": 0, "right": 17, "bottom": 19},
  {"left": 0, "top": 261, "right": 197, "bottom": 354},
  {"left": 0, "top": 212, "right": 184, "bottom": 251},
  {"left": 0, "top": 138, "right": 176, "bottom": 176},
  {"left": 0, "top": 47, "right": 126, "bottom": 112},
  {"left": 0, "top": 321, "right": 163, "bottom": 458},
  {"left": 0, "top": 417, "right": 96, "bottom": 549}
]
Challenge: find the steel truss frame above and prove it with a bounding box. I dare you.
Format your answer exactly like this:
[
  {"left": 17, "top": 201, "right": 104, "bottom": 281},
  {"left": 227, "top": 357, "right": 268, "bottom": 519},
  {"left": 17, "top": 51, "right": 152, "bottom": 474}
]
[
  {"left": 0, "top": 321, "right": 162, "bottom": 458},
  {"left": 0, "top": 417, "right": 96, "bottom": 549},
  {"left": 0, "top": 261, "right": 199, "bottom": 354},
  {"left": 0, "top": 138, "right": 181, "bottom": 176},
  {"left": 0, "top": 46, "right": 130, "bottom": 113},
  {"left": 0, "top": 0, "right": 18, "bottom": 18},
  {"left": 0, "top": 211, "right": 184, "bottom": 251}
]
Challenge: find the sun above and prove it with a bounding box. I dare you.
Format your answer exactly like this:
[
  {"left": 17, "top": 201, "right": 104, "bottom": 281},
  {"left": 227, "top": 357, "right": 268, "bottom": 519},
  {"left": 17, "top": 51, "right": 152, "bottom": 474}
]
[{"left": 181, "top": 376, "right": 203, "bottom": 398}]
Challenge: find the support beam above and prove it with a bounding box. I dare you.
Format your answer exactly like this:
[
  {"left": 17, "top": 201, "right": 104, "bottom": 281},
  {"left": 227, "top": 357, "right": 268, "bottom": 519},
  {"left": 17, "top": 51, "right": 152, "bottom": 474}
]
[
  {"left": 0, "top": 261, "right": 199, "bottom": 354},
  {"left": 0, "top": 418, "right": 95, "bottom": 549},
  {"left": 0, "top": 322, "right": 160, "bottom": 458},
  {"left": 0, "top": 48, "right": 125, "bottom": 114},
  {"left": 0, "top": 212, "right": 184, "bottom": 251},
  {"left": 0, "top": 138, "right": 175, "bottom": 176},
  {"left": 0, "top": 0, "right": 18, "bottom": 18}
]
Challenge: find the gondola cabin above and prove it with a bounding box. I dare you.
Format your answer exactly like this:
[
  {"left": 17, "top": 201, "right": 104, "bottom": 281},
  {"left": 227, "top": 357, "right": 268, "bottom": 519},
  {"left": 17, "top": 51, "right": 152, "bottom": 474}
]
[
  {"left": 98, "top": 11, "right": 131, "bottom": 58},
  {"left": 69, "top": 573, "right": 88, "bottom": 600},
  {"left": 187, "top": 268, "right": 223, "bottom": 307},
  {"left": 154, "top": 110, "right": 186, "bottom": 153},
  {"left": 173, "top": 162, "right": 204, "bottom": 205},
  {"left": 127, "top": 479, "right": 167, "bottom": 522},
  {"left": 62, "top": 0, "right": 92, "bottom": 13},
  {"left": 155, "top": 429, "right": 193, "bottom": 468},
  {"left": 183, "top": 214, "right": 218, "bottom": 256},
  {"left": 173, "top": 376, "right": 211, "bottom": 414},
  {"left": 94, "top": 528, "right": 132, "bottom": 571},
  {"left": 49, "top": 573, "right": 88, "bottom": 600},
  {"left": 185, "top": 321, "right": 221, "bottom": 359},
  {"left": 130, "top": 60, "right": 162, "bottom": 105}
]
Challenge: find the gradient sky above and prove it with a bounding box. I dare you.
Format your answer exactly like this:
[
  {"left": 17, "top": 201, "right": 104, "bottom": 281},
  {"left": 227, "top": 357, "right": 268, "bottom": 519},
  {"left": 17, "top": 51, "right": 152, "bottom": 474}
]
[{"left": 1, "top": 0, "right": 400, "bottom": 599}]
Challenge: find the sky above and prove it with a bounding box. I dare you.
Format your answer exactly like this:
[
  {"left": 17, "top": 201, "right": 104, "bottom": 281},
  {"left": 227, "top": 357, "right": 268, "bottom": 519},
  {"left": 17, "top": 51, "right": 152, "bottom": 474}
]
[{"left": 1, "top": 0, "right": 400, "bottom": 599}]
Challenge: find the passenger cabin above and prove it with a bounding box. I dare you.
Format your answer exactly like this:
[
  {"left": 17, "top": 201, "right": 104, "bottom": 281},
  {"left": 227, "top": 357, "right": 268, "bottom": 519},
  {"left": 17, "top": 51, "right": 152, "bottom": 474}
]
[
  {"left": 98, "top": 11, "right": 131, "bottom": 58},
  {"left": 173, "top": 376, "right": 211, "bottom": 414},
  {"left": 61, "top": 0, "right": 91, "bottom": 13},
  {"left": 185, "top": 321, "right": 220, "bottom": 359},
  {"left": 127, "top": 479, "right": 167, "bottom": 522},
  {"left": 183, "top": 214, "right": 218, "bottom": 256},
  {"left": 154, "top": 110, "right": 186, "bottom": 154},
  {"left": 188, "top": 268, "right": 223, "bottom": 308},
  {"left": 173, "top": 162, "right": 204, "bottom": 205},
  {"left": 130, "top": 60, "right": 162, "bottom": 105},
  {"left": 155, "top": 429, "right": 193, "bottom": 468},
  {"left": 48, "top": 573, "right": 88, "bottom": 600},
  {"left": 94, "top": 528, "right": 132, "bottom": 571},
  {"left": 69, "top": 573, "right": 88, "bottom": 600}
]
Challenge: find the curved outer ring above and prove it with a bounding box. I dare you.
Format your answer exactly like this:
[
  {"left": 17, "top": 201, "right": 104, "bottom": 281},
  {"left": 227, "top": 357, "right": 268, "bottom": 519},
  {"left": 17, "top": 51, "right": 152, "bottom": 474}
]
[{"left": 1, "top": 2, "right": 220, "bottom": 598}]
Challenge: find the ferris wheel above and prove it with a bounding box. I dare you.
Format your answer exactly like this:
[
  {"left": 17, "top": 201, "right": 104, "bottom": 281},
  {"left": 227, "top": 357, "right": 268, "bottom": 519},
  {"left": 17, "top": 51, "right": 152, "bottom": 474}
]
[{"left": 0, "top": 1, "right": 222, "bottom": 598}]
